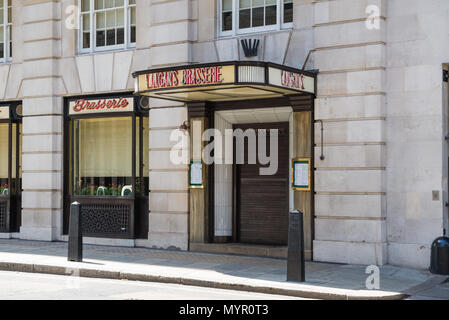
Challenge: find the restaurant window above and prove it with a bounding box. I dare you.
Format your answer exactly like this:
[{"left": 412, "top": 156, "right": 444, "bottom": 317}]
[
  {"left": 79, "top": 0, "right": 136, "bottom": 53},
  {"left": 64, "top": 95, "right": 149, "bottom": 239},
  {"left": 0, "top": 0, "right": 12, "bottom": 61},
  {"left": 218, "top": 0, "right": 293, "bottom": 37},
  {"left": 0, "top": 103, "right": 22, "bottom": 233}
]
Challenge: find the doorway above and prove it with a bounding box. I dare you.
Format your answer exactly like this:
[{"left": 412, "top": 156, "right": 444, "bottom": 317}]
[{"left": 234, "top": 122, "right": 289, "bottom": 245}]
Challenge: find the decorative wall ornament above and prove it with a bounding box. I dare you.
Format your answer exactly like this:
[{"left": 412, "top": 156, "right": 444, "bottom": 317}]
[{"left": 240, "top": 39, "right": 260, "bottom": 57}]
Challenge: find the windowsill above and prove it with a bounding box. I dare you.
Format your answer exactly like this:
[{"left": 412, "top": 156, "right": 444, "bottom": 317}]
[
  {"left": 0, "top": 59, "right": 13, "bottom": 65},
  {"left": 217, "top": 27, "right": 293, "bottom": 39},
  {"left": 76, "top": 45, "right": 137, "bottom": 57}
]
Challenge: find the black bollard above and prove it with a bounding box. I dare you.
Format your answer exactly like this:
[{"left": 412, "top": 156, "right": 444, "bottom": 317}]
[
  {"left": 68, "top": 201, "right": 83, "bottom": 262},
  {"left": 287, "top": 209, "right": 305, "bottom": 282}
]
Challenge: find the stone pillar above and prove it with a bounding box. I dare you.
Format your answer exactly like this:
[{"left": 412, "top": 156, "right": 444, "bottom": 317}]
[
  {"left": 145, "top": 0, "right": 197, "bottom": 250},
  {"left": 147, "top": 101, "right": 189, "bottom": 250},
  {"left": 291, "top": 96, "right": 314, "bottom": 260},
  {"left": 20, "top": 0, "right": 64, "bottom": 240},
  {"left": 188, "top": 103, "right": 210, "bottom": 244}
]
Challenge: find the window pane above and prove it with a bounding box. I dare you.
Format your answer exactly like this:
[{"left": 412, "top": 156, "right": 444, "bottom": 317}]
[
  {"left": 239, "top": 8, "right": 250, "bottom": 28},
  {"left": 104, "top": 0, "right": 114, "bottom": 9},
  {"left": 7, "top": 7, "right": 11, "bottom": 23},
  {"left": 96, "top": 12, "right": 105, "bottom": 28},
  {"left": 96, "top": 30, "right": 105, "bottom": 46},
  {"left": 106, "top": 9, "right": 115, "bottom": 28},
  {"left": 266, "top": 0, "right": 276, "bottom": 5},
  {"left": 116, "top": 8, "right": 124, "bottom": 27},
  {"left": 82, "top": 14, "right": 90, "bottom": 31},
  {"left": 252, "top": 7, "right": 263, "bottom": 27},
  {"left": 223, "top": 0, "right": 232, "bottom": 11},
  {"left": 130, "top": 25, "right": 136, "bottom": 43},
  {"left": 0, "top": 9, "right": 3, "bottom": 24},
  {"left": 106, "top": 29, "right": 115, "bottom": 45},
  {"left": 129, "top": 0, "right": 136, "bottom": 4},
  {"left": 73, "top": 117, "right": 133, "bottom": 197},
  {"left": 222, "top": 11, "right": 232, "bottom": 31},
  {"left": 239, "top": 0, "right": 251, "bottom": 9},
  {"left": 95, "top": 0, "right": 103, "bottom": 10},
  {"left": 115, "top": 0, "right": 124, "bottom": 6},
  {"left": 265, "top": 5, "right": 277, "bottom": 25},
  {"left": 130, "top": 6, "right": 136, "bottom": 25},
  {"left": 253, "top": 0, "right": 264, "bottom": 7},
  {"left": 81, "top": 0, "right": 90, "bottom": 12},
  {"left": 83, "top": 32, "right": 90, "bottom": 48},
  {"left": 283, "top": 2, "right": 293, "bottom": 23},
  {"left": 117, "top": 27, "right": 124, "bottom": 44}
]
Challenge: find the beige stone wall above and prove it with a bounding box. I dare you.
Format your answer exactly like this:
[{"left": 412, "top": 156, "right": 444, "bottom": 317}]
[
  {"left": 312, "top": 0, "right": 388, "bottom": 266},
  {"left": 385, "top": 0, "right": 448, "bottom": 269},
  {"left": 0, "top": 0, "right": 447, "bottom": 268}
]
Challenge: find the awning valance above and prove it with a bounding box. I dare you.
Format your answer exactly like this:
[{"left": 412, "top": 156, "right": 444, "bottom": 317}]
[{"left": 133, "top": 61, "right": 316, "bottom": 103}]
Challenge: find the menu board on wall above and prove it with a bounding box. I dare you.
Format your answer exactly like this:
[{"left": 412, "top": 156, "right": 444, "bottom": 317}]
[
  {"left": 292, "top": 158, "right": 311, "bottom": 191},
  {"left": 189, "top": 161, "right": 203, "bottom": 189},
  {"left": 0, "top": 106, "right": 9, "bottom": 119}
]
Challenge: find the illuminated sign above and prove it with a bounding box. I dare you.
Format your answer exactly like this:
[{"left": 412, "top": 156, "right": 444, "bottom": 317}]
[{"left": 69, "top": 97, "right": 134, "bottom": 115}]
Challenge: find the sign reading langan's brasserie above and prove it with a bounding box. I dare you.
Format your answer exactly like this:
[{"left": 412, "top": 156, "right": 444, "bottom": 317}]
[
  {"left": 0, "top": 106, "right": 9, "bottom": 119},
  {"left": 134, "top": 62, "right": 316, "bottom": 102},
  {"left": 140, "top": 65, "right": 235, "bottom": 91},
  {"left": 69, "top": 97, "right": 134, "bottom": 115}
]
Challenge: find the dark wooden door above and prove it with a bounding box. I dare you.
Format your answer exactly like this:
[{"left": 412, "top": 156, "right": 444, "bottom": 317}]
[{"left": 235, "top": 122, "right": 289, "bottom": 245}]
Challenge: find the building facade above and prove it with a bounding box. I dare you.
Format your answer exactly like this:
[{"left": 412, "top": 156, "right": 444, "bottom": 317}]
[{"left": 0, "top": 0, "right": 447, "bottom": 270}]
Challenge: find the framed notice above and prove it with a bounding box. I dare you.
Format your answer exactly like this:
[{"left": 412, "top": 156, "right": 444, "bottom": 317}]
[
  {"left": 292, "top": 158, "right": 311, "bottom": 191},
  {"left": 189, "top": 161, "right": 204, "bottom": 189},
  {"left": 0, "top": 106, "right": 9, "bottom": 119}
]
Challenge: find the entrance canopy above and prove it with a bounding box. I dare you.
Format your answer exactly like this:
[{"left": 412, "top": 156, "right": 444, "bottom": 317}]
[{"left": 133, "top": 61, "right": 316, "bottom": 102}]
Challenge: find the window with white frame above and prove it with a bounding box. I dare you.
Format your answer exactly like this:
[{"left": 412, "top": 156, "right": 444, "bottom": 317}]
[
  {"left": 79, "top": 0, "right": 136, "bottom": 53},
  {"left": 219, "top": 0, "right": 292, "bottom": 36},
  {"left": 0, "top": 0, "right": 12, "bottom": 61}
]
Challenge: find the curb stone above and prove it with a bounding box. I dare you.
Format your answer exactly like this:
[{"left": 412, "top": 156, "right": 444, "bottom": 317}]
[{"left": 0, "top": 261, "right": 405, "bottom": 300}]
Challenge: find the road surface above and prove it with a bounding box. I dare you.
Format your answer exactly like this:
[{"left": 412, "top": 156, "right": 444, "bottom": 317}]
[{"left": 0, "top": 271, "right": 307, "bottom": 300}]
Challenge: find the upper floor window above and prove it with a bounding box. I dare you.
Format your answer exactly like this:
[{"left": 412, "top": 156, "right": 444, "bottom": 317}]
[
  {"left": 219, "top": 0, "right": 292, "bottom": 37},
  {"left": 0, "top": 0, "right": 12, "bottom": 61},
  {"left": 79, "top": 0, "right": 136, "bottom": 54}
]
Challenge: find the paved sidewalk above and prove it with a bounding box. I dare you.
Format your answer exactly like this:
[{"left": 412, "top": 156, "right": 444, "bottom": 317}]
[{"left": 0, "top": 239, "right": 446, "bottom": 300}]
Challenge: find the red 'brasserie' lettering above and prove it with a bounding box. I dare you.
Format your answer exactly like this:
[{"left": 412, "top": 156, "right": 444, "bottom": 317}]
[
  {"left": 72, "top": 98, "right": 129, "bottom": 113},
  {"left": 182, "top": 66, "right": 223, "bottom": 85},
  {"left": 281, "top": 71, "right": 305, "bottom": 90}
]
